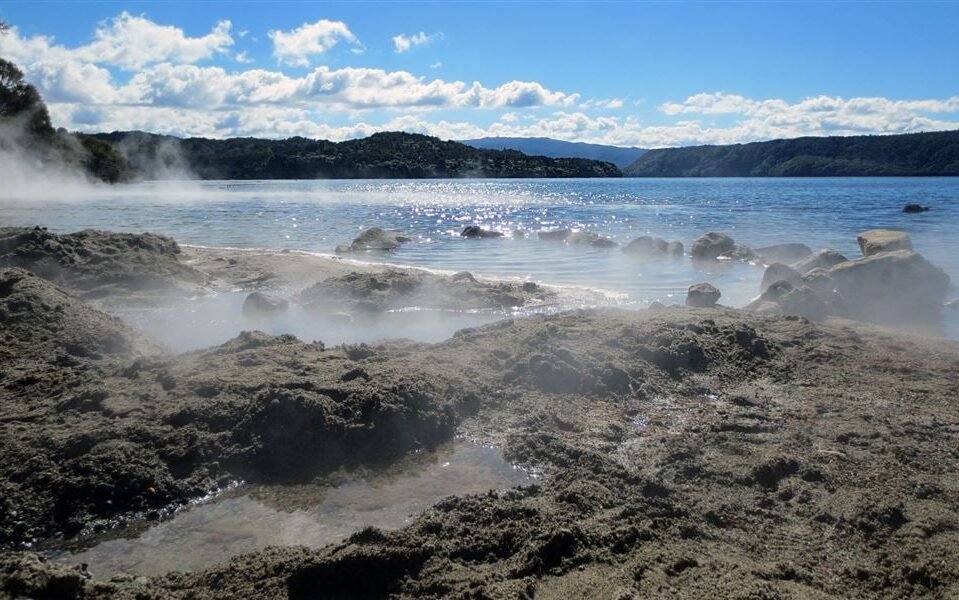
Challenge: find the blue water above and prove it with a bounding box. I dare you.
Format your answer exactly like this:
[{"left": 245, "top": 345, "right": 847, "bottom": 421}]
[{"left": 2, "top": 177, "right": 957, "bottom": 336}]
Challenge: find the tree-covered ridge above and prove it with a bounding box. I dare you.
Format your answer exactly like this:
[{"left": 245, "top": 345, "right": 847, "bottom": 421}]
[
  {"left": 624, "top": 130, "right": 959, "bottom": 177},
  {"left": 87, "top": 131, "right": 623, "bottom": 180}
]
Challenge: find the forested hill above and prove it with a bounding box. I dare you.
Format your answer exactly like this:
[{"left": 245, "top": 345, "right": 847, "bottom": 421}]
[
  {"left": 87, "top": 131, "right": 622, "bottom": 180},
  {"left": 461, "top": 137, "right": 646, "bottom": 168},
  {"left": 623, "top": 130, "right": 959, "bottom": 177}
]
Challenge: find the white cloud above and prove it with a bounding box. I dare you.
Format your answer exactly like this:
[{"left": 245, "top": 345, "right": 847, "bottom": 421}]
[
  {"left": 235, "top": 51, "right": 253, "bottom": 64},
  {"left": 392, "top": 31, "right": 443, "bottom": 53},
  {"left": 268, "top": 19, "right": 359, "bottom": 66},
  {"left": 429, "top": 62, "right": 443, "bottom": 69}
]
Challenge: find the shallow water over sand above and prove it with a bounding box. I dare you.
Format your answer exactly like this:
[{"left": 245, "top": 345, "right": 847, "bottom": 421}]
[{"left": 51, "top": 441, "right": 532, "bottom": 577}]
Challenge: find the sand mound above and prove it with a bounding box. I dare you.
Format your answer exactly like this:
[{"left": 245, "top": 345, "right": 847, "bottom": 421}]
[{"left": 0, "top": 227, "right": 208, "bottom": 301}]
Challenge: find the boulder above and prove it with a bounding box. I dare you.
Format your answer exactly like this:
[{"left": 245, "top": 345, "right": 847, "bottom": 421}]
[
  {"left": 690, "top": 232, "right": 736, "bottom": 260},
  {"left": 623, "top": 236, "right": 683, "bottom": 258},
  {"left": 791, "top": 249, "right": 848, "bottom": 274},
  {"left": 746, "top": 280, "right": 828, "bottom": 320},
  {"left": 344, "top": 227, "right": 412, "bottom": 252},
  {"left": 461, "top": 226, "right": 503, "bottom": 239},
  {"left": 903, "top": 204, "right": 930, "bottom": 213},
  {"left": 856, "top": 229, "right": 912, "bottom": 257},
  {"left": 242, "top": 292, "right": 289, "bottom": 317},
  {"left": 538, "top": 229, "right": 572, "bottom": 242},
  {"left": 826, "top": 249, "right": 950, "bottom": 324},
  {"left": 686, "top": 282, "right": 721, "bottom": 307},
  {"left": 753, "top": 243, "right": 813, "bottom": 264},
  {"left": 539, "top": 229, "right": 616, "bottom": 248},
  {"left": 760, "top": 262, "right": 803, "bottom": 293}
]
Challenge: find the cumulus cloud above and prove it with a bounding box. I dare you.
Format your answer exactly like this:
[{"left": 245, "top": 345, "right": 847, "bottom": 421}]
[
  {"left": 268, "top": 19, "right": 360, "bottom": 66},
  {"left": 392, "top": 31, "right": 443, "bottom": 53}
]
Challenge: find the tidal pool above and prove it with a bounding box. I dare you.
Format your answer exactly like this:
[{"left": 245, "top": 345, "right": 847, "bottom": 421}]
[{"left": 51, "top": 441, "right": 533, "bottom": 577}]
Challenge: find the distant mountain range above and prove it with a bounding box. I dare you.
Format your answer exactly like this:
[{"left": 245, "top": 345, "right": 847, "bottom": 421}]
[
  {"left": 623, "top": 130, "right": 959, "bottom": 177},
  {"left": 84, "top": 131, "right": 622, "bottom": 180},
  {"left": 461, "top": 137, "right": 646, "bottom": 168}
]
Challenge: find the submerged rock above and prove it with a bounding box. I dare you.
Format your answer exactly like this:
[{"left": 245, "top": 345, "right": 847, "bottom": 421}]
[
  {"left": 338, "top": 227, "right": 412, "bottom": 253},
  {"left": 690, "top": 232, "right": 736, "bottom": 260},
  {"left": 856, "top": 229, "right": 913, "bottom": 257},
  {"left": 753, "top": 243, "right": 813, "bottom": 264},
  {"left": 903, "top": 203, "right": 930, "bottom": 213},
  {"left": 242, "top": 292, "right": 289, "bottom": 317},
  {"left": 791, "top": 249, "right": 848, "bottom": 274},
  {"left": 461, "top": 226, "right": 504, "bottom": 239},
  {"left": 622, "top": 236, "right": 684, "bottom": 258},
  {"left": 538, "top": 229, "right": 617, "bottom": 248},
  {"left": 686, "top": 282, "right": 721, "bottom": 307}
]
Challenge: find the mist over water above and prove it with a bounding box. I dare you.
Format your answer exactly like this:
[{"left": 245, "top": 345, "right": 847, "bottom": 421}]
[{"left": 2, "top": 177, "right": 957, "bottom": 339}]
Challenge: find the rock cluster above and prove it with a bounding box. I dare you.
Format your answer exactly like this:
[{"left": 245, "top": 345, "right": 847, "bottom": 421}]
[{"left": 747, "top": 229, "right": 950, "bottom": 326}]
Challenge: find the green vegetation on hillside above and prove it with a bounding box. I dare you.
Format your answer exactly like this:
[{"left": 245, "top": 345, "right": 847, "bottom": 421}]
[
  {"left": 624, "top": 130, "right": 959, "bottom": 177},
  {"left": 90, "top": 131, "right": 623, "bottom": 180},
  {"left": 0, "top": 55, "right": 129, "bottom": 183}
]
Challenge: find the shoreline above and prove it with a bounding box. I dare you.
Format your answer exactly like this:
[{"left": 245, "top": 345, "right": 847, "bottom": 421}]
[{"left": 1, "top": 227, "right": 958, "bottom": 598}]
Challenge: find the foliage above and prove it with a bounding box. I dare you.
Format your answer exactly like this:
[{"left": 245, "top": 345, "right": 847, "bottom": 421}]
[
  {"left": 624, "top": 131, "right": 959, "bottom": 177},
  {"left": 89, "top": 131, "right": 623, "bottom": 180}
]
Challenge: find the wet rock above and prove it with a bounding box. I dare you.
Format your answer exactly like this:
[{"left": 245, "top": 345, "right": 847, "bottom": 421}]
[
  {"left": 903, "top": 204, "right": 930, "bottom": 213},
  {"left": 522, "top": 281, "right": 539, "bottom": 292},
  {"left": 760, "top": 262, "right": 803, "bottom": 293},
  {"left": 791, "top": 249, "right": 848, "bottom": 274},
  {"left": 341, "top": 227, "right": 412, "bottom": 253},
  {"left": 622, "top": 236, "right": 683, "bottom": 258},
  {"left": 690, "top": 232, "right": 736, "bottom": 260},
  {"left": 857, "top": 229, "right": 912, "bottom": 257},
  {"left": 538, "top": 229, "right": 572, "bottom": 242},
  {"left": 539, "top": 229, "right": 617, "bottom": 248},
  {"left": 753, "top": 243, "right": 813, "bottom": 264},
  {"left": 827, "top": 249, "right": 950, "bottom": 323},
  {"left": 461, "top": 226, "right": 504, "bottom": 239},
  {"left": 242, "top": 292, "right": 289, "bottom": 317},
  {"left": 451, "top": 271, "right": 477, "bottom": 283},
  {"left": 686, "top": 282, "right": 721, "bottom": 307}
]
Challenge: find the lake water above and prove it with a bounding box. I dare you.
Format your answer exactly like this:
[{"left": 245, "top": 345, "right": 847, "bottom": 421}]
[{"left": 2, "top": 177, "right": 958, "bottom": 338}]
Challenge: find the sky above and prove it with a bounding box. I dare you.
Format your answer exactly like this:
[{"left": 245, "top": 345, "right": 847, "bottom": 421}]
[{"left": 1, "top": 0, "right": 958, "bottom": 148}]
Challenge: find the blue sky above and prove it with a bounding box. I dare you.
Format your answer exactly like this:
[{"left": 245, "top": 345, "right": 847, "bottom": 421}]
[{"left": 1, "top": 0, "right": 957, "bottom": 147}]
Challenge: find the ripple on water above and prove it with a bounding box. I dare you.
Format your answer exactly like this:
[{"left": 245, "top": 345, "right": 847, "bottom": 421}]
[{"left": 49, "top": 442, "right": 533, "bottom": 578}]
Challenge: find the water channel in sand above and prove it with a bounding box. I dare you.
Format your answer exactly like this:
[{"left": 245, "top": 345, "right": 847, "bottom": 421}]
[{"left": 51, "top": 441, "right": 534, "bottom": 577}]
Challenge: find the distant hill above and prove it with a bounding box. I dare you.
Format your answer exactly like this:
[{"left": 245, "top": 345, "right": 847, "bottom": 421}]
[
  {"left": 624, "top": 130, "right": 959, "bottom": 177},
  {"left": 87, "top": 131, "right": 622, "bottom": 180},
  {"left": 461, "top": 137, "right": 646, "bottom": 168}
]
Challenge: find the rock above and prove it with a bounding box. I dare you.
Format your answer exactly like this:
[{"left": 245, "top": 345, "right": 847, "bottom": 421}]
[
  {"left": 346, "top": 227, "right": 412, "bottom": 252},
  {"left": 648, "top": 301, "right": 666, "bottom": 310},
  {"left": 791, "top": 249, "right": 848, "bottom": 274},
  {"left": 539, "top": 229, "right": 572, "bottom": 242},
  {"left": 334, "top": 244, "right": 352, "bottom": 254},
  {"left": 760, "top": 263, "right": 803, "bottom": 293},
  {"left": 242, "top": 292, "right": 289, "bottom": 317},
  {"left": 590, "top": 237, "right": 619, "bottom": 248},
  {"left": 622, "top": 236, "right": 683, "bottom": 258},
  {"left": 856, "top": 229, "right": 912, "bottom": 257},
  {"left": 802, "top": 268, "right": 836, "bottom": 296},
  {"left": 753, "top": 243, "right": 813, "bottom": 264},
  {"left": 539, "top": 229, "right": 616, "bottom": 248},
  {"left": 522, "top": 282, "right": 539, "bottom": 292},
  {"left": 451, "top": 271, "right": 477, "bottom": 282},
  {"left": 461, "top": 226, "right": 503, "bottom": 239},
  {"left": 903, "top": 204, "right": 930, "bottom": 213},
  {"left": 747, "top": 280, "right": 829, "bottom": 320},
  {"left": 827, "top": 249, "right": 950, "bottom": 323},
  {"left": 690, "top": 232, "right": 736, "bottom": 260},
  {"left": 686, "top": 282, "right": 721, "bottom": 307}
]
